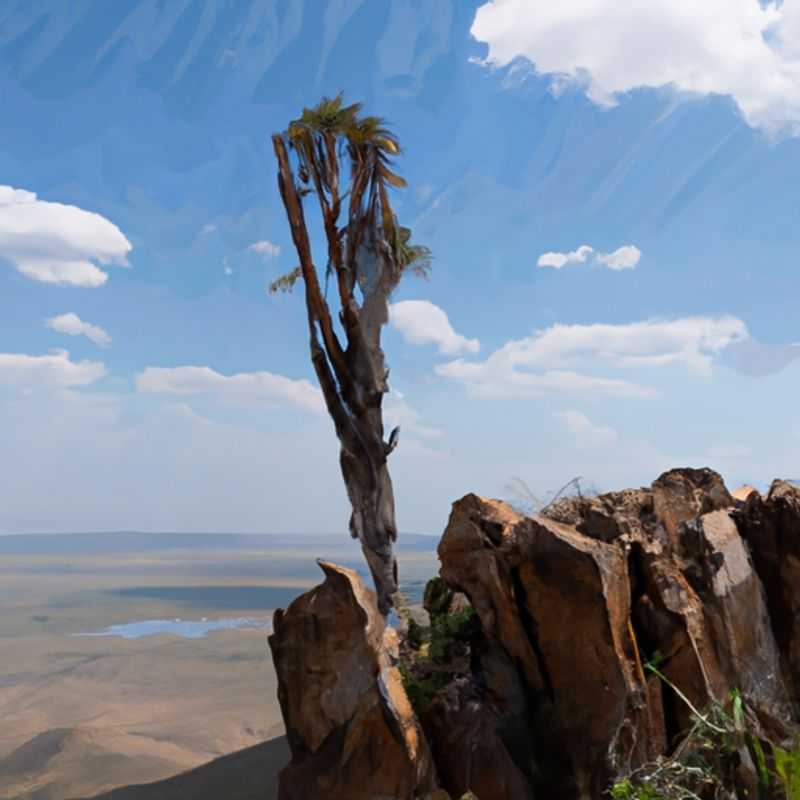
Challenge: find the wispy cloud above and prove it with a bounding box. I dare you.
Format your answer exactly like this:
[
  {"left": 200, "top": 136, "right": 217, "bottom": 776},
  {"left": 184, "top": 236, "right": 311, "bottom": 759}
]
[
  {"left": 537, "top": 243, "right": 641, "bottom": 271},
  {"left": 136, "top": 365, "right": 323, "bottom": 413},
  {"left": 436, "top": 315, "right": 748, "bottom": 398},
  {"left": 0, "top": 350, "right": 106, "bottom": 387},
  {"left": 46, "top": 313, "right": 111, "bottom": 348},
  {"left": 248, "top": 240, "right": 281, "bottom": 258},
  {"left": 555, "top": 409, "right": 618, "bottom": 447}
]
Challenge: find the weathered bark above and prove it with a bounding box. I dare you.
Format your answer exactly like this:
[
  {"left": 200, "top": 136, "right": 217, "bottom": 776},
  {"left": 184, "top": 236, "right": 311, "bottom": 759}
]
[{"left": 272, "top": 132, "right": 399, "bottom": 614}]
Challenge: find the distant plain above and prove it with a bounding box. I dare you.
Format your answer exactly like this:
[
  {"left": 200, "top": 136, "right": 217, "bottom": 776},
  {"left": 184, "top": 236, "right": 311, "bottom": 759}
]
[{"left": 0, "top": 532, "right": 438, "bottom": 799}]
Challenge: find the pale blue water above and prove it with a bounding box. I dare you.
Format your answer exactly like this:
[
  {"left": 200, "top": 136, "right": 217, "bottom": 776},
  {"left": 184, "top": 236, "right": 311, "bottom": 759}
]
[{"left": 76, "top": 616, "right": 272, "bottom": 640}]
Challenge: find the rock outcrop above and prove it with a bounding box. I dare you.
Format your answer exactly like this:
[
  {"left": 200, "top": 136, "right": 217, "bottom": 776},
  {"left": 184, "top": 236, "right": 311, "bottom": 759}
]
[
  {"left": 269, "top": 469, "right": 800, "bottom": 800},
  {"left": 267, "top": 561, "right": 438, "bottom": 800}
]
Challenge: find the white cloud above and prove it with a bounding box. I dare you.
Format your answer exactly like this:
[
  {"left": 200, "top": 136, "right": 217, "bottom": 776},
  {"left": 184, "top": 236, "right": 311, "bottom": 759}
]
[
  {"left": 537, "top": 244, "right": 594, "bottom": 269},
  {"left": 471, "top": 0, "right": 800, "bottom": 137},
  {"left": 537, "top": 243, "right": 641, "bottom": 270},
  {"left": 555, "top": 409, "right": 618, "bottom": 447},
  {"left": 0, "top": 186, "right": 132, "bottom": 287},
  {"left": 384, "top": 395, "right": 444, "bottom": 439},
  {"left": 0, "top": 350, "right": 106, "bottom": 387},
  {"left": 136, "top": 365, "right": 324, "bottom": 413},
  {"left": 389, "top": 300, "right": 480, "bottom": 355},
  {"left": 596, "top": 245, "right": 641, "bottom": 270},
  {"left": 45, "top": 312, "right": 111, "bottom": 348},
  {"left": 436, "top": 315, "right": 748, "bottom": 398},
  {"left": 200, "top": 223, "right": 217, "bottom": 236},
  {"left": 248, "top": 240, "right": 281, "bottom": 258},
  {"left": 436, "top": 362, "right": 653, "bottom": 398}
]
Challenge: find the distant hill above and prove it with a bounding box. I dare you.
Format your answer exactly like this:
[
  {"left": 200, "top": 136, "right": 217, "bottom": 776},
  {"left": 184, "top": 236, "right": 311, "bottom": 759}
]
[
  {"left": 0, "top": 531, "right": 438, "bottom": 556},
  {"left": 0, "top": 728, "right": 181, "bottom": 800},
  {"left": 76, "top": 737, "right": 288, "bottom": 800}
]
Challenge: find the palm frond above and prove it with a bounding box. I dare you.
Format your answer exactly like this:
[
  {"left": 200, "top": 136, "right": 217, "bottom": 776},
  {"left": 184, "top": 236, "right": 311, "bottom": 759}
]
[{"left": 268, "top": 266, "right": 302, "bottom": 294}]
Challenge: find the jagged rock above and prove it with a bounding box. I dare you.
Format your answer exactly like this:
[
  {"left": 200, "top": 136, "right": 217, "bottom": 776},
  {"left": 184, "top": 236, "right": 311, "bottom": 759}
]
[
  {"left": 438, "top": 495, "right": 646, "bottom": 798},
  {"left": 269, "top": 469, "right": 800, "bottom": 800},
  {"left": 268, "top": 561, "right": 438, "bottom": 800},
  {"left": 681, "top": 510, "right": 792, "bottom": 730},
  {"left": 736, "top": 480, "right": 800, "bottom": 704},
  {"left": 433, "top": 468, "right": 799, "bottom": 799},
  {"left": 651, "top": 467, "right": 733, "bottom": 551}
]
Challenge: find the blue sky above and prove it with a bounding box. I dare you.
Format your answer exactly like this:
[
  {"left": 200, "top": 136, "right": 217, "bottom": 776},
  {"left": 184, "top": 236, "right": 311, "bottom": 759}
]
[{"left": 1, "top": 0, "right": 800, "bottom": 535}]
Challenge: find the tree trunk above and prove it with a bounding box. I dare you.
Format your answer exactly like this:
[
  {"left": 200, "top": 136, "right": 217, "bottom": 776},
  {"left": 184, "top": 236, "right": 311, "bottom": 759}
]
[
  {"left": 340, "top": 449, "right": 398, "bottom": 615},
  {"left": 273, "top": 134, "right": 400, "bottom": 615}
]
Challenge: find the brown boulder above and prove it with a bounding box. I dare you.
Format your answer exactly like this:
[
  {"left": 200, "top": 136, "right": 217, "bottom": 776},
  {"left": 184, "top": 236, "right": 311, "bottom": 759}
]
[
  {"left": 268, "top": 561, "right": 438, "bottom": 800},
  {"left": 438, "top": 495, "right": 647, "bottom": 798}
]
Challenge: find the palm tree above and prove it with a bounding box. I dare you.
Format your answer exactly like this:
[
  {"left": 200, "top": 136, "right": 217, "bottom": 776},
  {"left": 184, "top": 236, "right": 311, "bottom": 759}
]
[{"left": 271, "top": 94, "right": 431, "bottom": 614}]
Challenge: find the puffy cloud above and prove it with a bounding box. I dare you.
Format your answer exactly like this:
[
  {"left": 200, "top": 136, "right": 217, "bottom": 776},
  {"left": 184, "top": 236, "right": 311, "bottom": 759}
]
[
  {"left": 248, "top": 240, "right": 281, "bottom": 258},
  {"left": 537, "top": 244, "right": 594, "bottom": 269},
  {"left": 537, "top": 243, "right": 640, "bottom": 270},
  {"left": 471, "top": 0, "right": 800, "bottom": 136},
  {"left": 596, "top": 245, "right": 641, "bottom": 270},
  {"left": 389, "top": 300, "right": 480, "bottom": 355},
  {"left": 555, "top": 410, "right": 618, "bottom": 447},
  {"left": 436, "top": 315, "right": 748, "bottom": 398},
  {"left": 0, "top": 349, "right": 106, "bottom": 387},
  {"left": 45, "top": 312, "right": 111, "bottom": 348},
  {"left": 136, "top": 365, "right": 324, "bottom": 413},
  {"left": 0, "top": 186, "right": 132, "bottom": 287}
]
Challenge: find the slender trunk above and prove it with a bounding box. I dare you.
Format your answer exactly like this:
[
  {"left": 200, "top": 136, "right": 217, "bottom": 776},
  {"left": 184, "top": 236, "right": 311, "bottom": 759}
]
[
  {"left": 273, "top": 133, "right": 400, "bottom": 614},
  {"left": 340, "top": 447, "right": 398, "bottom": 615}
]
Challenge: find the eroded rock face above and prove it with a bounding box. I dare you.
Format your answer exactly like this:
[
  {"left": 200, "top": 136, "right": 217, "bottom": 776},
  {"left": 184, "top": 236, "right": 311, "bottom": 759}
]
[
  {"left": 268, "top": 561, "right": 438, "bottom": 800},
  {"left": 438, "top": 495, "right": 648, "bottom": 798},
  {"left": 736, "top": 480, "right": 800, "bottom": 705},
  {"left": 434, "top": 468, "right": 798, "bottom": 799},
  {"left": 269, "top": 470, "right": 800, "bottom": 800}
]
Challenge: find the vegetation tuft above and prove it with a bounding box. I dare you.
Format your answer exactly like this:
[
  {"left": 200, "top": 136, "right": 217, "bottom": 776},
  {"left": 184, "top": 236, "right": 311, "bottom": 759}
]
[
  {"left": 610, "top": 662, "right": 800, "bottom": 800},
  {"left": 397, "top": 577, "right": 476, "bottom": 717}
]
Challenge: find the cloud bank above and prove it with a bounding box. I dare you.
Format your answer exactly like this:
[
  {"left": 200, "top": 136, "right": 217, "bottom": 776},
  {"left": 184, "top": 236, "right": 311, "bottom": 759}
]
[
  {"left": 437, "top": 315, "right": 748, "bottom": 397},
  {"left": 0, "top": 350, "right": 106, "bottom": 387},
  {"left": 472, "top": 0, "right": 800, "bottom": 136},
  {"left": 136, "top": 365, "right": 324, "bottom": 413},
  {"left": 0, "top": 186, "right": 132, "bottom": 287}
]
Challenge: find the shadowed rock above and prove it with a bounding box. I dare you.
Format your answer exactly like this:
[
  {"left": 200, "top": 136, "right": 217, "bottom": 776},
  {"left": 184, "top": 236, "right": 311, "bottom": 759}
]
[{"left": 267, "top": 561, "right": 438, "bottom": 800}]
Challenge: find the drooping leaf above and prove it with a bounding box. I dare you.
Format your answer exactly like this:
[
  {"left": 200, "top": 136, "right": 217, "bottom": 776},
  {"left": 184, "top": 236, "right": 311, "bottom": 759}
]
[{"left": 268, "top": 266, "right": 302, "bottom": 294}]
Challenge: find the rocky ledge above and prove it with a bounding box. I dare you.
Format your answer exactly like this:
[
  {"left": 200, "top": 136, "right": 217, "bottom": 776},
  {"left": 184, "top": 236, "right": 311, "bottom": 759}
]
[{"left": 269, "top": 469, "right": 800, "bottom": 800}]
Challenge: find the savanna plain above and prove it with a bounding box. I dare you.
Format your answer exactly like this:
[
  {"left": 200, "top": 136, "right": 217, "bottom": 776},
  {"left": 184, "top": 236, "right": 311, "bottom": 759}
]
[{"left": 0, "top": 532, "right": 437, "bottom": 800}]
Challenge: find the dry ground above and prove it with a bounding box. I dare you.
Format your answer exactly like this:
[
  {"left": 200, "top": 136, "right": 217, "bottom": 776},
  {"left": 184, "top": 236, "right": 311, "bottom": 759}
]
[{"left": 0, "top": 539, "right": 437, "bottom": 800}]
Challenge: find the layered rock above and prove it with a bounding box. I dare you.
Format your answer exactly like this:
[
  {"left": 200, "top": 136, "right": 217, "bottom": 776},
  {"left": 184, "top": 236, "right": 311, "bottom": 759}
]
[
  {"left": 433, "top": 468, "right": 797, "bottom": 799},
  {"left": 267, "top": 561, "right": 438, "bottom": 800},
  {"left": 269, "top": 470, "right": 800, "bottom": 800}
]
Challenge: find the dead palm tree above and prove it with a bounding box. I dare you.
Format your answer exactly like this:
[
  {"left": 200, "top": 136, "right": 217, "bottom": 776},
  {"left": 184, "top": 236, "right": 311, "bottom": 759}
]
[{"left": 271, "top": 94, "right": 431, "bottom": 614}]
